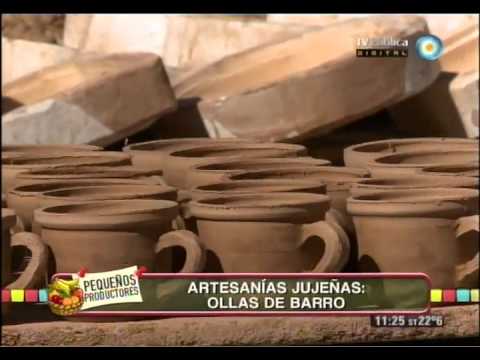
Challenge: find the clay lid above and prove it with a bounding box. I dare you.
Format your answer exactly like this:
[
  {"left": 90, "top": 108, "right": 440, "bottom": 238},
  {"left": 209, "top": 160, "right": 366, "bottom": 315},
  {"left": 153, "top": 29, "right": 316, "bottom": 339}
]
[
  {"left": 347, "top": 188, "right": 479, "bottom": 218},
  {"left": 2, "top": 151, "right": 131, "bottom": 169},
  {"left": 419, "top": 164, "right": 479, "bottom": 178},
  {"left": 353, "top": 175, "right": 478, "bottom": 190},
  {"left": 368, "top": 149, "right": 479, "bottom": 169},
  {"left": 2, "top": 144, "right": 102, "bottom": 153},
  {"left": 2, "top": 208, "right": 17, "bottom": 229},
  {"left": 34, "top": 199, "right": 178, "bottom": 230},
  {"left": 189, "top": 192, "right": 331, "bottom": 223},
  {"left": 10, "top": 179, "right": 164, "bottom": 197},
  {"left": 345, "top": 137, "right": 477, "bottom": 156},
  {"left": 191, "top": 179, "right": 327, "bottom": 200},
  {"left": 16, "top": 165, "right": 162, "bottom": 181},
  {"left": 229, "top": 166, "right": 369, "bottom": 189},
  {"left": 169, "top": 143, "right": 307, "bottom": 159},
  {"left": 191, "top": 157, "right": 331, "bottom": 173},
  {"left": 39, "top": 184, "right": 177, "bottom": 202},
  {"left": 123, "top": 138, "right": 251, "bottom": 152}
]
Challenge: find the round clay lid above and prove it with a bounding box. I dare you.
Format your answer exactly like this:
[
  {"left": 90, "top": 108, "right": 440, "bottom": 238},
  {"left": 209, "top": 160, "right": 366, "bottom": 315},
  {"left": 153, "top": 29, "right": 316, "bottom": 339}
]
[
  {"left": 368, "top": 149, "right": 479, "bottom": 169},
  {"left": 347, "top": 188, "right": 479, "bottom": 218},
  {"left": 192, "top": 179, "right": 327, "bottom": 199},
  {"left": 39, "top": 184, "right": 177, "bottom": 201},
  {"left": 192, "top": 157, "right": 331, "bottom": 173},
  {"left": 189, "top": 192, "right": 331, "bottom": 223},
  {"left": 123, "top": 138, "right": 250, "bottom": 152},
  {"left": 34, "top": 199, "right": 179, "bottom": 230},
  {"left": 168, "top": 143, "right": 306, "bottom": 159},
  {"left": 419, "top": 163, "right": 479, "bottom": 177},
  {"left": 2, "top": 144, "right": 102, "bottom": 153},
  {"left": 353, "top": 175, "right": 478, "bottom": 189}
]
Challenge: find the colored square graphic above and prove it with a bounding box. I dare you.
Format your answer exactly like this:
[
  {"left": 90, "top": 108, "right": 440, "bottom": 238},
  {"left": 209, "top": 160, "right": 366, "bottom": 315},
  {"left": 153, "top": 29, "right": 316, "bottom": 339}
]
[
  {"left": 10, "top": 289, "right": 25, "bottom": 302},
  {"left": 471, "top": 289, "right": 479, "bottom": 303},
  {"left": 430, "top": 289, "right": 442, "bottom": 302},
  {"left": 2, "top": 289, "right": 11, "bottom": 303},
  {"left": 456, "top": 289, "right": 470, "bottom": 302},
  {"left": 39, "top": 289, "right": 49, "bottom": 303},
  {"left": 443, "top": 289, "right": 456, "bottom": 303},
  {"left": 25, "top": 290, "right": 38, "bottom": 303}
]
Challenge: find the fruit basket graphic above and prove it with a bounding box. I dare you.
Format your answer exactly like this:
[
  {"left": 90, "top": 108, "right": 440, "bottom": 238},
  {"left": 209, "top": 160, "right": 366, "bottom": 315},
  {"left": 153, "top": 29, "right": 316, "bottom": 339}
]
[{"left": 48, "top": 278, "right": 84, "bottom": 316}]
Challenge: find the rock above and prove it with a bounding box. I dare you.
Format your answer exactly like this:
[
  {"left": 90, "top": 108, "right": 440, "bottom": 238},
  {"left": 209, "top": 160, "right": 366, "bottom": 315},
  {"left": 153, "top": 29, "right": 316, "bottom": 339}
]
[
  {"left": 174, "top": 15, "right": 439, "bottom": 142},
  {"left": 71, "top": 15, "right": 312, "bottom": 69},
  {"left": 2, "top": 14, "right": 65, "bottom": 45},
  {"left": 2, "top": 37, "right": 77, "bottom": 86},
  {"left": 62, "top": 14, "right": 93, "bottom": 49},
  {"left": 441, "top": 23, "right": 479, "bottom": 73},
  {"left": 2, "top": 53, "right": 177, "bottom": 146},
  {"left": 2, "top": 305, "right": 477, "bottom": 345},
  {"left": 450, "top": 71, "right": 479, "bottom": 138}
]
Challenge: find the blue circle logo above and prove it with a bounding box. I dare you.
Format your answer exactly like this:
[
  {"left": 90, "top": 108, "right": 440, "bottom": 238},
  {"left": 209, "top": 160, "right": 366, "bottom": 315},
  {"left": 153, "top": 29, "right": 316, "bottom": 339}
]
[{"left": 416, "top": 35, "right": 444, "bottom": 61}]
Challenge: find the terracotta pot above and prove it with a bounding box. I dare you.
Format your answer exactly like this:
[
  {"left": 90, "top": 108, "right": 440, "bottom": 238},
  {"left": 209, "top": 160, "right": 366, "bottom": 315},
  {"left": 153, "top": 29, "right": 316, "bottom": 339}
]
[
  {"left": 14, "top": 165, "right": 164, "bottom": 189},
  {"left": 2, "top": 209, "right": 48, "bottom": 291},
  {"left": 351, "top": 175, "right": 478, "bottom": 197},
  {"left": 418, "top": 163, "right": 479, "bottom": 178},
  {"left": 229, "top": 166, "right": 370, "bottom": 235},
  {"left": 164, "top": 143, "right": 308, "bottom": 189},
  {"left": 7, "top": 181, "right": 177, "bottom": 231},
  {"left": 34, "top": 200, "right": 204, "bottom": 274},
  {"left": 123, "top": 138, "right": 252, "bottom": 170},
  {"left": 189, "top": 193, "right": 349, "bottom": 273},
  {"left": 186, "top": 157, "right": 331, "bottom": 189},
  {"left": 2, "top": 144, "right": 103, "bottom": 154},
  {"left": 344, "top": 138, "right": 478, "bottom": 168},
  {"left": 2, "top": 152, "right": 131, "bottom": 193},
  {"left": 367, "top": 149, "right": 479, "bottom": 177},
  {"left": 191, "top": 179, "right": 327, "bottom": 201},
  {"left": 347, "top": 188, "right": 479, "bottom": 290}
]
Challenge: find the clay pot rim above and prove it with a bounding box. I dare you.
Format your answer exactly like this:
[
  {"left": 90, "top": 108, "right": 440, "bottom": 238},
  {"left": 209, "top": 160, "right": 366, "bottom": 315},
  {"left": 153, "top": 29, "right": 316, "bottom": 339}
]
[
  {"left": 9, "top": 179, "right": 165, "bottom": 197},
  {"left": 229, "top": 166, "right": 370, "bottom": 187},
  {"left": 189, "top": 192, "right": 331, "bottom": 222},
  {"left": 353, "top": 175, "right": 478, "bottom": 189},
  {"left": 347, "top": 188, "right": 478, "bottom": 217},
  {"left": 193, "top": 179, "right": 327, "bottom": 194},
  {"left": 2, "top": 151, "right": 131, "bottom": 168},
  {"left": 2, "top": 208, "right": 17, "bottom": 229},
  {"left": 34, "top": 199, "right": 179, "bottom": 230},
  {"left": 168, "top": 143, "right": 306, "bottom": 159},
  {"left": 39, "top": 184, "right": 177, "bottom": 201},
  {"left": 123, "top": 138, "right": 250, "bottom": 152},
  {"left": 15, "top": 165, "right": 162, "bottom": 179},
  {"left": 2, "top": 144, "right": 103, "bottom": 153},
  {"left": 368, "top": 150, "right": 479, "bottom": 168},
  {"left": 344, "top": 137, "right": 478, "bottom": 155},
  {"left": 419, "top": 163, "right": 479, "bottom": 177},
  {"left": 191, "top": 157, "right": 331, "bottom": 173}
]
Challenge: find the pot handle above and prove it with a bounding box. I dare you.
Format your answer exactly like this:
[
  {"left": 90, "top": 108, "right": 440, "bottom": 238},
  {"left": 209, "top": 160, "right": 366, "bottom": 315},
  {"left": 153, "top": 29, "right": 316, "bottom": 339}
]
[
  {"left": 6, "top": 232, "right": 48, "bottom": 290},
  {"left": 300, "top": 220, "right": 350, "bottom": 273},
  {"left": 455, "top": 215, "right": 479, "bottom": 285},
  {"left": 155, "top": 230, "right": 206, "bottom": 273}
]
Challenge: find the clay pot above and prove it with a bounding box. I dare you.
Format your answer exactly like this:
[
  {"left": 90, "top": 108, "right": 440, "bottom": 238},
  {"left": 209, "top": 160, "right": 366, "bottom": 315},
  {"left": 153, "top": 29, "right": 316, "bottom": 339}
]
[
  {"left": 7, "top": 181, "right": 177, "bottom": 231},
  {"left": 347, "top": 188, "right": 479, "bottom": 290},
  {"left": 191, "top": 179, "right": 327, "bottom": 201},
  {"left": 351, "top": 175, "right": 478, "bottom": 197},
  {"left": 2, "top": 144, "right": 103, "bottom": 154},
  {"left": 186, "top": 157, "right": 331, "bottom": 189},
  {"left": 2, "top": 209, "right": 48, "bottom": 290},
  {"left": 344, "top": 138, "right": 478, "bottom": 168},
  {"left": 418, "top": 163, "right": 479, "bottom": 178},
  {"left": 189, "top": 193, "right": 350, "bottom": 273},
  {"left": 229, "top": 166, "right": 370, "bottom": 235},
  {"left": 14, "top": 165, "right": 164, "bottom": 189},
  {"left": 164, "top": 143, "right": 308, "bottom": 189},
  {"left": 367, "top": 149, "right": 479, "bottom": 177},
  {"left": 34, "top": 200, "right": 204, "bottom": 274},
  {"left": 2, "top": 152, "right": 131, "bottom": 193},
  {"left": 123, "top": 138, "right": 252, "bottom": 170}
]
